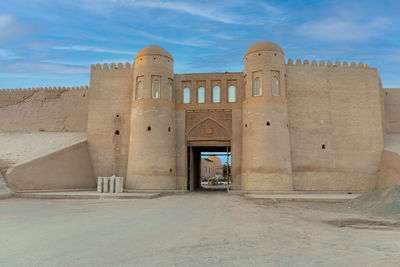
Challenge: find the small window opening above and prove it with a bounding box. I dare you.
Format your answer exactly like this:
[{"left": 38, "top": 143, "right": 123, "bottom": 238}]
[
  {"left": 228, "top": 85, "right": 236, "bottom": 103},
  {"left": 266, "top": 121, "right": 270, "bottom": 126},
  {"left": 258, "top": 53, "right": 261, "bottom": 56},
  {"left": 168, "top": 126, "right": 171, "bottom": 132},
  {"left": 168, "top": 79, "right": 173, "bottom": 102},
  {"left": 169, "top": 168, "right": 172, "bottom": 172},
  {"left": 147, "top": 126, "right": 151, "bottom": 131},
  {"left": 152, "top": 76, "right": 161, "bottom": 99},
  {"left": 116, "top": 114, "right": 120, "bottom": 117},
  {"left": 198, "top": 87, "right": 205, "bottom": 103},
  {"left": 83, "top": 94, "right": 85, "bottom": 97},
  {"left": 183, "top": 87, "right": 190, "bottom": 103},
  {"left": 271, "top": 76, "right": 280, "bottom": 96},
  {"left": 136, "top": 77, "right": 143, "bottom": 99},
  {"left": 385, "top": 92, "right": 388, "bottom": 95},
  {"left": 245, "top": 124, "right": 247, "bottom": 128},
  {"left": 322, "top": 144, "right": 326, "bottom": 149},
  {"left": 115, "top": 130, "right": 120, "bottom": 135},
  {"left": 253, "top": 77, "right": 262, "bottom": 96},
  {"left": 154, "top": 57, "right": 156, "bottom": 60},
  {"left": 213, "top": 86, "right": 220, "bottom": 103},
  {"left": 274, "top": 53, "right": 277, "bottom": 56}
]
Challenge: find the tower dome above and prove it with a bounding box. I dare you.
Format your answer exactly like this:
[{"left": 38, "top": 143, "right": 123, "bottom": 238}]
[
  {"left": 245, "top": 41, "right": 284, "bottom": 57},
  {"left": 135, "top": 45, "right": 173, "bottom": 60}
]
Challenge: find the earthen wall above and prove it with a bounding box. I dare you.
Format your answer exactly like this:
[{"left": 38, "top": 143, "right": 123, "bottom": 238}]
[
  {"left": 87, "top": 62, "right": 133, "bottom": 180},
  {"left": 0, "top": 86, "right": 89, "bottom": 132},
  {"left": 383, "top": 88, "right": 400, "bottom": 133},
  {"left": 286, "top": 59, "right": 383, "bottom": 190}
]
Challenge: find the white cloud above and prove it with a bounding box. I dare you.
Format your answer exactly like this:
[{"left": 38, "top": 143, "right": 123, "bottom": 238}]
[
  {"left": 0, "top": 60, "right": 89, "bottom": 74},
  {"left": 0, "top": 48, "right": 13, "bottom": 57},
  {"left": 0, "top": 14, "right": 39, "bottom": 42},
  {"left": 53, "top": 45, "right": 137, "bottom": 55},
  {"left": 130, "top": 29, "right": 212, "bottom": 47},
  {"left": 0, "top": 14, "right": 13, "bottom": 29},
  {"left": 121, "top": 0, "right": 240, "bottom": 24},
  {"left": 295, "top": 16, "right": 391, "bottom": 42},
  {"left": 0, "top": 48, "right": 21, "bottom": 60}
]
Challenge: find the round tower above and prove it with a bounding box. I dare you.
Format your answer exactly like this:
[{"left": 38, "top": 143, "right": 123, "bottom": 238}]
[
  {"left": 241, "top": 41, "right": 293, "bottom": 191},
  {"left": 126, "top": 45, "right": 176, "bottom": 189}
]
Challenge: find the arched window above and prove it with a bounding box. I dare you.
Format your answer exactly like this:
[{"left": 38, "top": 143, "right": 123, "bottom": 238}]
[
  {"left": 213, "top": 86, "right": 220, "bottom": 103},
  {"left": 271, "top": 76, "right": 279, "bottom": 96},
  {"left": 168, "top": 79, "right": 173, "bottom": 102},
  {"left": 135, "top": 77, "right": 143, "bottom": 100},
  {"left": 183, "top": 87, "right": 190, "bottom": 103},
  {"left": 228, "top": 85, "right": 236, "bottom": 103},
  {"left": 253, "top": 77, "right": 262, "bottom": 96},
  {"left": 198, "top": 87, "right": 205, "bottom": 103},
  {"left": 152, "top": 76, "right": 161, "bottom": 99}
]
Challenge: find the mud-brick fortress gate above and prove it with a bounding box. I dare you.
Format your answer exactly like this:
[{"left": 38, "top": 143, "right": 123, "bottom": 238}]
[{"left": 1, "top": 41, "right": 400, "bottom": 193}]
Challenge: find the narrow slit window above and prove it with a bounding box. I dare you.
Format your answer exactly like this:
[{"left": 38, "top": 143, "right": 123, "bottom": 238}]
[
  {"left": 213, "top": 86, "right": 220, "bottom": 103},
  {"left": 198, "top": 87, "right": 205, "bottom": 103},
  {"left": 228, "top": 85, "right": 236, "bottom": 103},
  {"left": 151, "top": 76, "right": 161, "bottom": 99},
  {"left": 183, "top": 87, "right": 190, "bottom": 103},
  {"left": 271, "top": 76, "right": 279, "bottom": 96},
  {"left": 253, "top": 77, "right": 262, "bottom": 96}
]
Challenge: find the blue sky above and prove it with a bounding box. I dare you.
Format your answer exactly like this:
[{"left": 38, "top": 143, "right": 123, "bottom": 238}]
[{"left": 0, "top": 0, "right": 399, "bottom": 88}]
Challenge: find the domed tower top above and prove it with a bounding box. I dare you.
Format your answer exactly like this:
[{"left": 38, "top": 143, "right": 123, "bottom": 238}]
[
  {"left": 135, "top": 45, "right": 173, "bottom": 61},
  {"left": 244, "top": 41, "right": 284, "bottom": 57}
]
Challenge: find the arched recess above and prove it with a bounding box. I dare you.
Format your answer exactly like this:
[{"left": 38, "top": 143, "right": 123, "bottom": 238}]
[{"left": 187, "top": 117, "right": 231, "bottom": 141}]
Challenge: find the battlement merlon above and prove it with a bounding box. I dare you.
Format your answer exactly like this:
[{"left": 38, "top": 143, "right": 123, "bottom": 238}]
[
  {"left": 91, "top": 62, "right": 134, "bottom": 71},
  {"left": 0, "top": 85, "right": 89, "bottom": 93},
  {"left": 286, "top": 58, "right": 374, "bottom": 69}
]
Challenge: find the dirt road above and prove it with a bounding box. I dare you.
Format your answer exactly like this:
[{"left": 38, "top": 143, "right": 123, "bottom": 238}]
[{"left": 0, "top": 192, "right": 399, "bottom": 266}]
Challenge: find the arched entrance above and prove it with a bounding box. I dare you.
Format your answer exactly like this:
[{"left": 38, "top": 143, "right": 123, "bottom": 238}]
[{"left": 185, "top": 110, "right": 232, "bottom": 192}]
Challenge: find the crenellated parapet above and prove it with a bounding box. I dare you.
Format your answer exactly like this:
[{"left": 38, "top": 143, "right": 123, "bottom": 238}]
[
  {"left": 0, "top": 85, "right": 89, "bottom": 93},
  {"left": 90, "top": 62, "right": 134, "bottom": 71},
  {"left": 286, "top": 58, "right": 371, "bottom": 69},
  {"left": 0, "top": 85, "right": 89, "bottom": 108}
]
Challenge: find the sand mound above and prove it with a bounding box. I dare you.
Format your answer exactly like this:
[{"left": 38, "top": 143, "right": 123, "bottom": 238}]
[
  {"left": 348, "top": 185, "right": 400, "bottom": 217},
  {"left": 0, "top": 172, "right": 13, "bottom": 196},
  {"left": 0, "top": 160, "right": 13, "bottom": 196}
]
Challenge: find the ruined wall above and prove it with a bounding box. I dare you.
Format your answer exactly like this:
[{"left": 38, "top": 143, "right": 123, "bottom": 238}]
[
  {"left": 87, "top": 63, "right": 133, "bottom": 179},
  {"left": 5, "top": 140, "right": 95, "bottom": 191},
  {"left": 383, "top": 88, "right": 400, "bottom": 133},
  {"left": 377, "top": 149, "right": 400, "bottom": 188},
  {"left": 286, "top": 60, "right": 384, "bottom": 191},
  {"left": 0, "top": 86, "right": 89, "bottom": 132}
]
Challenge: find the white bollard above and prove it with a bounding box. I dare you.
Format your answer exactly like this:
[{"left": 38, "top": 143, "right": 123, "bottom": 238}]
[
  {"left": 109, "top": 176, "right": 115, "bottom": 193},
  {"left": 97, "top": 177, "right": 103, "bottom": 193},
  {"left": 103, "top": 177, "right": 109, "bottom": 193},
  {"left": 115, "top": 177, "right": 121, "bottom": 193},
  {"left": 119, "top": 177, "right": 124, "bottom": 193}
]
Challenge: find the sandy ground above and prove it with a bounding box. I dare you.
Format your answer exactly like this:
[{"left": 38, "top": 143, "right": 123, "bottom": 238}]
[
  {"left": 0, "top": 192, "right": 399, "bottom": 266},
  {"left": 384, "top": 134, "right": 400, "bottom": 153},
  {"left": 0, "top": 132, "right": 86, "bottom": 167}
]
